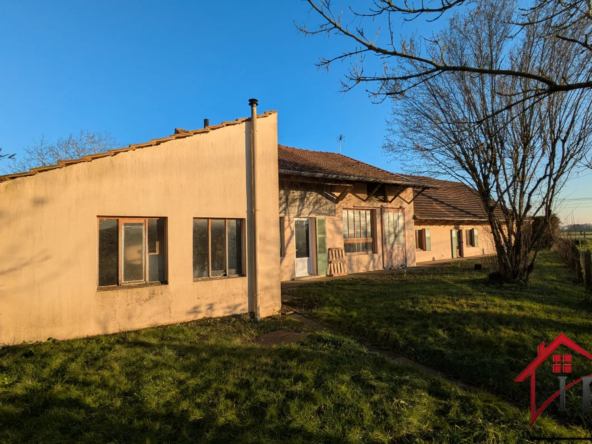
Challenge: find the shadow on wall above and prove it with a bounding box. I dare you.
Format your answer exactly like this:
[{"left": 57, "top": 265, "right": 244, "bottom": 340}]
[
  {"left": 186, "top": 303, "right": 246, "bottom": 318},
  {"left": 280, "top": 180, "right": 340, "bottom": 278},
  {"left": 0, "top": 195, "right": 81, "bottom": 341}
]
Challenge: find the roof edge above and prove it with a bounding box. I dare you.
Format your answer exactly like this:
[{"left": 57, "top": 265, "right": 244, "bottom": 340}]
[
  {"left": 279, "top": 169, "right": 438, "bottom": 188},
  {"left": 414, "top": 216, "right": 489, "bottom": 222},
  {"left": 0, "top": 111, "right": 277, "bottom": 183}
]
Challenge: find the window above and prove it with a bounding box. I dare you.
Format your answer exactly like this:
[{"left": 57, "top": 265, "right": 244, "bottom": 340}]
[
  {"left": 415, "top": 228, "right": 431, "bottom": 251},
  {"left": 98, "top": 217, "right": 166, "bottom": 287},
  {"left": 343, "top": 209, "right": 374, "bottom": 253},
  {"left": 466, "top": 228, "right": 479, "bottom": 247},
  {"left": 193, "top": 218, "right": 244, "bottom": 279},
  {"left": 415, "top": 229, "right": 425, "bottom": 250}
]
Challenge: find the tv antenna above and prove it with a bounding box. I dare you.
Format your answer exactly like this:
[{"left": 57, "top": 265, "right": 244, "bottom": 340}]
[{"left": 337, "top": 134, "right": 345, "bottom": 154}]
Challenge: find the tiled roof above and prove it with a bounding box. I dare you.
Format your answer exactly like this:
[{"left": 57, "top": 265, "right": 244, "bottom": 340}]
[
  {"left": 0, "top": 111, "right": 277, "bottom": 183},
  {"left": 278, "top": 145, "right": 432, "bottom": 188},
  {"left": 402, "top": 175, "right": 498, "bottom": 221}
]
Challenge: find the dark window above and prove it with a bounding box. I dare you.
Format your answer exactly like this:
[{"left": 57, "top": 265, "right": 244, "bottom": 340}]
[
  {"left": 148, "top": 219, "right": 166, "bottom": 282},
  {"left": 227, "top": 219, "right": 242, "bottom": 276},
  {"left": 415, "top": 229, "right": 425, "bottom": 250},
  {"left": 193, "top": 218, "right": 244, "bottom": 279},
  {"left": 98, "top": 217, "right": 167, "bottom": 287},
  {"left": 193, "top": 219, "right": 209, "bottom": 278},
  {"left": 466, "top": 229, "right": 476, "bottom": 247},
  {"left": 295, "top": 219, "right": 310, "bottom": 258},
  {"left": 342, "top": 209, "right": 374, "bottom": 254},
  {"left": 98, "top": 219, "right": 118, "bottom": 286}
]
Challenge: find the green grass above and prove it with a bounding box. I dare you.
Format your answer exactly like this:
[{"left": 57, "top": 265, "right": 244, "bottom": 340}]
[
  {"left": 285, "top": 250, "right": 592, "bottom": 429},
  {"left": 0, "top": 314, "right": 587, "bottom": 442}
]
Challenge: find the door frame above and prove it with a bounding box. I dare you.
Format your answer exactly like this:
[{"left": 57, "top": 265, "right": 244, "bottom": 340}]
[
  {"left": 381, "top": 208, "right": 407, "bottom": 269},
  {"left": 294, "top": 217, "right": 314, "bottom": 277}
]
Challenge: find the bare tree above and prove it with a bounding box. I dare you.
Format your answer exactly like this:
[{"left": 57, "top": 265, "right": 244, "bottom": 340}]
[
  {"left": 0, "top": 148, "right": 15, "bottom": 162},
  {"left": 384, "top": 0, "right": 592, "bottom": 283},
  {"left": 298, "top": 0, "right": 592, "bottom": 108},
  {"left": 5, "top": 130, "right": 117, "bottom": 174}
]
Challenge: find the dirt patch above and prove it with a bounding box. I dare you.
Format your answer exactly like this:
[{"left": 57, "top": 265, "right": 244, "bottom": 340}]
[{"left": 253, "top": 331, "right": 308, "bottom": 347}]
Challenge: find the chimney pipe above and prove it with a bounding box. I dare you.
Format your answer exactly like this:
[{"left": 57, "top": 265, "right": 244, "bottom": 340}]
[
  {"left": 249, "top": 98, "right": 260, "bottom": 321},
  {"left": 204, "top": 119, "right": 210, "bottom": 128}
]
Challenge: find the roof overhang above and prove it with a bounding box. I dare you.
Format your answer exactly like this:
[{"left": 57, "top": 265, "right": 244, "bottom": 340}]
[
  {"left": 414, "top": 216, "right": 489, "bottom": 222},
  {"left": 279, "top": 169, "right": 437, "bottom": 189}
]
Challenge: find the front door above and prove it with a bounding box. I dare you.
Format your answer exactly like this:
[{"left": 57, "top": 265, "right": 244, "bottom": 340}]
[
  {"left": 295, "top": 218, "right": 312, "bottom": 277},
  {"left": 382, "top": 210, "right": 406, "bottom": 268}
]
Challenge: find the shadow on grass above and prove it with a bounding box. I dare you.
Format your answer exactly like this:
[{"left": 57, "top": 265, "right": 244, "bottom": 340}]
[
  {"left": 286, "top": 251, "right": 592, "bottom": 428},
  {"left": 0, "top": 316, "right": 584, "bottom": 443}
]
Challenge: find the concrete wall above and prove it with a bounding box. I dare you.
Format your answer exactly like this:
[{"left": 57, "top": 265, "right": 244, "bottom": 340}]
[
  {"left": 280, "top": 183, "right": 416, "bottom": 281},
  {"left": 0, "top": 112, "right": 281, "bottom": 344},
  {"left": 413, "top": 222, "right": 496, "bottom": 263}
]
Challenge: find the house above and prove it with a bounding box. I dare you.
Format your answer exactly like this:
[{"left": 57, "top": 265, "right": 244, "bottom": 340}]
[
  {"left": 0, "top": 101, "right": 281, "bottom": 344},
  {"left": 277, "top": 146, "right": 434, "bottom": 281},
  {"left": 404, "top": 175, "right": 497, "bottom": 263},
  {"left": 0, "top": 102, "right": 498, "bottom": 344}
]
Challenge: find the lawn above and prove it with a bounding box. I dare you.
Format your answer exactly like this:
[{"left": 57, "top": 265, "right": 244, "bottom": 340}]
[
  {"left": 0, "top": 314, "right": 587, "bottom": 442},
  {"left": 285, "top": 250, "right": 592, "bottom": 429}
]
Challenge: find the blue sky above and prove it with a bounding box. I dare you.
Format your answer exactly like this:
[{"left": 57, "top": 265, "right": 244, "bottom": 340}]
[{"left": 0, "top": 1, "right": 590, "bottom": 222}]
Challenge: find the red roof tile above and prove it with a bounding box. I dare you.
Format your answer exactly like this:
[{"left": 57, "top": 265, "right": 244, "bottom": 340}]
[
  {"left": 278, "top": 145, "right": 431, "bottom": 187},
  {"left": 402, "top": 175, "right": 498, "bottom": 221}
]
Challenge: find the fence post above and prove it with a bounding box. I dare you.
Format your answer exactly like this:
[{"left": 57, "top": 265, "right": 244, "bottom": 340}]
[
  {"left": 585, "top": 250, "right": 592, "bottom": 291},
  {"left": 573, "top": 245, "right": 584, "bottom": 282}
]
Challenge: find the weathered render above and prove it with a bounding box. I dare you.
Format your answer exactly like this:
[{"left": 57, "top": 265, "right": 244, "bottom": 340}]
[
  {"left": 407, "top": 176, "right": 497, "bottom": 263},
  {"left": 0, "top": 111, "right": 281, "bottom": 345},
  {"left": 277, "top": 146, "right": 431, "bottom": 281}
]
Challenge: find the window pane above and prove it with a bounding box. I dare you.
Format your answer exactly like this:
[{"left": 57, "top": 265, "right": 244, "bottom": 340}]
[
  {"left": 122, "top": 223, "right": 145, "bottom": 283},
  {"left": 344, "top": 243, "right": 355, "bottom": 253},
  {"left": 395, "top": 213, "right": 404, "bottom": 245},
  {"left": 342, "top": 211, "right": 348, "bottom": 239},
  {"left": 348, "top": 211, "right": 355, "bottom": 238},
  {"left": 211, "top": 220, "right": 226, "bottom": 277},
  {"left": 295, "top": 219, "right": 310, "bottom": 258},
  {"left": 148, "top": 219, "right": 165, "bottom": 254},
  {"left": 98, "top": 219, "right": 118, "bottom": 286},
  {"left": 193, "top": 219, "right": 209, "bottom": 278},
  {"left": 227, "top": 219, "right": 242, "bottom": 276},
  {"left": 354, "top": 211, "right": 361, "bottom": 238},
  {"left": 361, "top": 211, "right": 367, "bottom": 239},
  {"left": 366, "top": 211, "right": 372, "bottom": 238},
  {"left": 149, "top": 254, "right": 165, "bottom": 282}
]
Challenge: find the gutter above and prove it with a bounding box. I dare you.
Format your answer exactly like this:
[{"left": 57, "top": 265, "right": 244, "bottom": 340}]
[
  {"left": 278, "top": 169, "right": 438, "bottom": 189},
  {"left": 249, "top": 98, "right": 261, "bottom": 321},
  {"left": 414, "top": 216, "right": 489, "bottom": 222}
]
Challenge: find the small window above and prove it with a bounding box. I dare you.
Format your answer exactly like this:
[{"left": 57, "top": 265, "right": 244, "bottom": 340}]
[
  {"left": 98, "top": 217, "right": 167, "bottom": 287},
  {"left": 343, "top": 209, "right": 374, "bottom": 254},
  {"left": 415, "top": 229, "right": 425, "bottom": 250},
  {"left": 466, "top": 229, "right": 476, "bottom": 247},
  {"left": 193, "top": 218, "right": 244, "bottom": 279}
]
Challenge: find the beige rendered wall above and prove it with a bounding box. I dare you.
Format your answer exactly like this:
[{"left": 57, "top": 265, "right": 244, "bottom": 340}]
[
  {"left": 0, "top": 112, "right": 281, "bottom": 345},
  {"left": 280, "top": 183, "right": 416, "bottom": 281},
  {"left": 413, "top": 222, "right": 496, "bottom": 263}
]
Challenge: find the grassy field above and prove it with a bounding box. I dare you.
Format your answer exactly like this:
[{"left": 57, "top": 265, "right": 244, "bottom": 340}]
[
  {"left": 0, "top": 314, "right": 587, "bottom": 442},
  {"left": 285, "top": 250, "right": 592, "bottom": 429}
]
